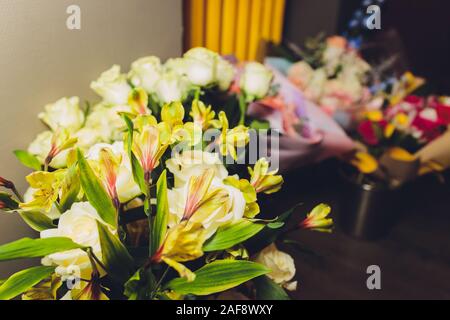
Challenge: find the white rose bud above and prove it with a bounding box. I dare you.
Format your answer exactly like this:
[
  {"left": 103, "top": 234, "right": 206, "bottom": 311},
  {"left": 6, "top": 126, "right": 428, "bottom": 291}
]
[
  {"left": 153, "top": 71, "right": 189, "bottom": 104},
  {"left": 84, "top": 103, "right": 131, "bottom": 142},
  {"left": 254, "top": 244, "right": 297, "bottom": 291},
  {"left": 128, "top": 56, "right": 162, "bottom": 94},
  {"left": 38, "top": 97, "right": 84, "bottom": 133},
  {"left": 183, "top": 47, "right": 219, "bottom": 87},
  {"left": 40, "top": 202, "right": 113, "bottom": 280},
  {"left": 217, "top": 58, "right": 235, "bottom": 91},
  {"left": 91, "top": 65, "right": 132, "bottom": 105},
  {"left": 240, "top": 62, "right": 273, "bottom": 100}
]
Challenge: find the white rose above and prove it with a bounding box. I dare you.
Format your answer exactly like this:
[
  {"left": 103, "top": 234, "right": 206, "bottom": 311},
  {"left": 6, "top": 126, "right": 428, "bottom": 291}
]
[
  {"left": 128, "top": 56, "right": 162, "bottom": 93},
  {"left": 254, "top": 244, "right": 297, "bottom": 291},
  {"left": 163, "top": 57, "right": 187, "bottom": 77},
  {"left": 183, "top": 47, "right": 219, "bottom": 87},
  {"left": 24, "top": 187, "right": 61, "bottom": 220},
  {"left": 304, "top": 68, "right": 327, "bottom": 101},
  {"left": 74, "top": 127, "right": 101, "bottom": 151},
  {"left": 38, "top": 97, "right": 84, "bottom": 133},
  {"left": 240, "top": 62, "right": 273, "bottom": 100},
  {"left": 87, "top": 141, "right": 141, "bottom": 203},
  {"left": 153, "top": 71, "right": 189, "bottom": 104},
  {"left": 168, "top": 176, "right": 245, "bottom": 238},
  {"left": 28, "top": 131, "right": 69, "bottom": 169},
  {"left": 166, "top": 150, "right": 228, "bottom": 188},
  {"left": 217, "top": 58, "right": 235, "bottom": 91},
  {"left": 85, "top": 103, "right": 130, "bottom": 142},
  {"left": 90, "top": 65, "right": 132, "bottom": 105},
  {"left": 288, "top": 61, "right": 314, "bottom": 90},
  {"left": 40, "top": 202, "right": 112, "bottom": 280}
]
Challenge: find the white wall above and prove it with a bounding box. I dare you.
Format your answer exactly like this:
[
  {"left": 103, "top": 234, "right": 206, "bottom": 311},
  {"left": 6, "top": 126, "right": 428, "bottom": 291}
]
[{"left": 0, "top": 0, "right": 182, "bottom": 278}]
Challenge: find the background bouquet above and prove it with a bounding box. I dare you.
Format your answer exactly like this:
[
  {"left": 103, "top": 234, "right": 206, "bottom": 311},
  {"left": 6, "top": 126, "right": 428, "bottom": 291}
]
[
  {"left": 286, "top": 35, "right": 372, "bottom": 126},
  {"left": 348, "top": 72, "right": 450, "bottom": 187},
  {"left": 0, "top": 50, "right": 333, "bottom": 300}
]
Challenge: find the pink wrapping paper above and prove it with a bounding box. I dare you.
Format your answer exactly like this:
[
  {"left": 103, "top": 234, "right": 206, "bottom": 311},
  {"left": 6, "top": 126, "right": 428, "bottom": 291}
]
[{"left": 247, "top": 66, "right": 355, "bottom": 173}]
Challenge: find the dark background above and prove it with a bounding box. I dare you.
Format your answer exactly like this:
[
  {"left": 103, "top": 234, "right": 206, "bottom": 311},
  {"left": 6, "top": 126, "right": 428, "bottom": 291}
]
[{"left": 283, "top": 0, "right": 450, "bottom": 93}]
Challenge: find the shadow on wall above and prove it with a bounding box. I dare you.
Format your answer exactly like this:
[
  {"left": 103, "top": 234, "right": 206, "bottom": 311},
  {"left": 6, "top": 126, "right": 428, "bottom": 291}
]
[{"left": 0, "top": 0, "right": 182, "bottom": 278}]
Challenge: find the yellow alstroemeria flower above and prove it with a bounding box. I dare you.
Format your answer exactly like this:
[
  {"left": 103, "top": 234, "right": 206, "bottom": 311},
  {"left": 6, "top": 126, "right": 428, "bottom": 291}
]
[
  {"left": 248, "top": 158, "right": 284, "bottom": 194},
  {"left": 20, "top": 170, "right": 66, "bottom": 212},
  {"left": 153, "top": 221, "right": 207, "bottom": 282},
  {"left": 161, "top": 101, "right": 185, "bottom": 128},
  {"left": 128, "top": 87, "right": 151, "bottom": 115},
  {"left": 216, "top": 111, "right": 249, "bottom": 160},
  {"left": 172, "top": 122, "right": 203, "bottom": 147},
  {"left": 189, "top": 99, "right": 221, "bottom": 130},
  {"left": 97, "top": 148, "right": 122, "bottom": 206},
  {"left": 131, "top": 122, "right": 170, "bottom": 176},
  {"left": 223, "top": 176, "right": 260, "bottom": 218},
  {"left": 350, "top": 152, "right": 379, "bottom": 174},
  {"left": 384, "top": 123, "right": 395, "bottom": 139},
  {"left": 181, "top": 168, "right": 229, "bottom": 222},
  {"left": 299, "top": 203, "right": 333, "bottom": 232},
  {"left": 45, "top": 129, "right": 78, "bottom": 169}
]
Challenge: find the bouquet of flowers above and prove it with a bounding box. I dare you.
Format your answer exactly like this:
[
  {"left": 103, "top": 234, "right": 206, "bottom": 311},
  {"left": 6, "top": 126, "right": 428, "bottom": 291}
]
[
  {"left": 287, "top": 35, "right": 372, "bottom": 125},
  {"left": 348, "top": 72, "right": 450, "bottom": 187},
  {"left": 0, "top": 50, "right": 333, "bottom": 300}
]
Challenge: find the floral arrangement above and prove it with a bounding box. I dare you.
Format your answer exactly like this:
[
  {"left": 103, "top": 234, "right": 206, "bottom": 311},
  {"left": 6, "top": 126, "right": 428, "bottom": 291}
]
[
  {"left": 287, "top": 35, "right": 371, "bottom": 119},
  {"left": 0, "top": 48, "right": 333, "bottom": 300},
  {"left": 348, "top": 72, "right": 450, "bottom": 186}
]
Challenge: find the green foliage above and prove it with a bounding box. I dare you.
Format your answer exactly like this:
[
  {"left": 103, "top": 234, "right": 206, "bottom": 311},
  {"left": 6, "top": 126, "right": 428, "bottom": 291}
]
[
  {"left": 166, "top": 260, "right": 270, "bottom": 296},
  {"left": 0, "top": 266, "right": 55, "bottom": 300},
  {"left": 13, "top": 150, "right": 41, "bottom": 171},
  {"left": 77, "top": 149, "right": 117, "bottom": 227}
]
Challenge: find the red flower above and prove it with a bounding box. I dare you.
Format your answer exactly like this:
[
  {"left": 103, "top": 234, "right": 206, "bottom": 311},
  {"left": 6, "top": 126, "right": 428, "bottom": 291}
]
[
  {"left": 412, "top": 116, "right": 443, "bottom": 142},
  {"left": 404, "top": 95, "right": 425, "bottom": 109},
  {"left": 358, "top": 120, "right": 379, "bottom": 146}
]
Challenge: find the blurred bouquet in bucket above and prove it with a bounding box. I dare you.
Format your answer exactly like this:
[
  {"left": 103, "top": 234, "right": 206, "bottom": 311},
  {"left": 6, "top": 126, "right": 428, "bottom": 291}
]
[
  {"left": 348, "top": 72, "right": 450, "bottom": 187},
  {"left": 0, "top": 48, "right": 333, "bottom": 300}
]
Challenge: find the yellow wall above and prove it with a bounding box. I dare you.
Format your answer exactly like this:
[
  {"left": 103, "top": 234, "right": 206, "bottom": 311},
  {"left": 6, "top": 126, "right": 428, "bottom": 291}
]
[{"left": 184, "top": 0, "right": 286, "bottom": 61}]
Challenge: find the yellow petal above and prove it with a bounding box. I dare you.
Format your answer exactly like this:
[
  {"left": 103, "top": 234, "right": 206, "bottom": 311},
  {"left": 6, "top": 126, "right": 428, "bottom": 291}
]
[{"left": 350, "top": 152, "right": 378, "bottom": 174}]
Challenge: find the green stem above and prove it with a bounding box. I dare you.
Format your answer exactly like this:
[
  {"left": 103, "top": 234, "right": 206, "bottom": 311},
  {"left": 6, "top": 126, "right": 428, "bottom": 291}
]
[
  {"left": 11, "top": 186, "right": 24, "bottom": 203},
  {"left": 238, "top": 94, "right": 247, "bottom": 126},
  {"left": 151, "top": 266, "right": 170, "bottom": 299},
  {"left": 144, "top": 172, "right": 153, "bottom": 256},
  {"left": 194, "top": 87, "right": 201, "bottom": 101}
]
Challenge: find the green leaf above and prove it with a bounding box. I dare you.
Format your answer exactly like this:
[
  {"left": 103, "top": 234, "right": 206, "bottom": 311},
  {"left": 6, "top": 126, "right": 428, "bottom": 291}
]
[
  {"left": 77, "top": 149, "right": 117, "bottom": 227},
  {"left": 245, "top": 206, "right": 297, "bottom": 254},
  {"left": 13, "top": 150, "right": 42, "bottom": 171},
  {"left": 0, "top": 266, "right": 55, "bottom": 300},
  {"left": 0, "top": 237, "right": 85, "bottom": 261},
  {"left": 59, "top": 164, "right": 81, "bottom": 212},
  {"left": 166, "top": 260, "right": 270, "bottom": 296},
  {"left": 19, "top": 211, "right": 56, "bottom": 232},
  {"left": 124, "top": 268, "right": 156, "bottom": 300},
  {"left": 250, "top": 120, "right": 270, "bottom": 130},
  {"left": 267, "top": 222, "right": 285, "bottom": 229},
  {"left": 203, "top": 220, "right": 265, "bottom": 252},
  {"left": 96, "top": 221, "right": 134, "bottom": 283},
  {"left": 151, "top": 170, "right": 168, "bottom": 255},
  {"left": 122, "top": 114, "right": 146, "bottom": 194},
  {"left": 254, "top": 276, "right": 291, "bottom": 300},
  {"left": 0, "top": 193, "right": 19, "bottom": 211}
]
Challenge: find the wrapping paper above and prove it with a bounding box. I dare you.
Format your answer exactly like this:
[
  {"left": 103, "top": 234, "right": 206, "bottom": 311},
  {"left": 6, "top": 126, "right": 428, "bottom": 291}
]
[{"left": 247, "top": 65, "right": 355, "bottom": 173}]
